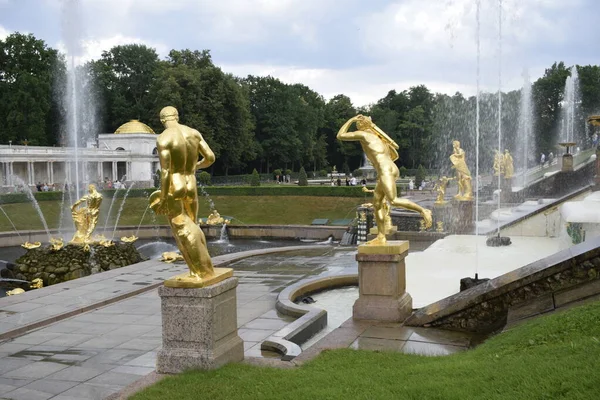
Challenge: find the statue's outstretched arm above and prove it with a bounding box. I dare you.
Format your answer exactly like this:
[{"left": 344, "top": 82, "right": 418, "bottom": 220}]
[{"left": 337, "top": 116, "right": 365, "bottom": 141}]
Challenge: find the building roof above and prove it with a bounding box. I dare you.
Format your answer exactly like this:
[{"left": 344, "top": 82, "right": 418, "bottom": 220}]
[{"left": 114, "top": 120, "right": 155, "bottom": 134}]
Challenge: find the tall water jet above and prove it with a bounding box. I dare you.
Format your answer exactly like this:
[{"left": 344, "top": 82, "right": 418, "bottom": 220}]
[
  {"left": 474, "top": 0, "right": 481, "bottom": 276},
  {"left": 518, "top": 68, "right": 533, "bottom": 187},
  {"left": 12, "top": 177, "right": 51, "bottom": 241},
  {"left": 0, "top": 205, "right": 22, "bottom": 240},
  {"left": 496, "top": 0, "right": 503, "bottom": 235},
  {"left": 111, "top": 182, "right": 136, "bottom": 240},
  {"left": 560, "top": 66, "right": 581, "bottom": 144}
]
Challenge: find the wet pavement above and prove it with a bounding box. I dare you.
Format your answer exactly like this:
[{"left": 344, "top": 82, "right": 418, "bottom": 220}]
[{"left": 0, "top": 246, "right": 357, "bottom": 400}]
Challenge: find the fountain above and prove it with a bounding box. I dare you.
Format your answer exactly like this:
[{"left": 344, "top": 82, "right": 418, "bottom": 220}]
[
  {"left": 560, "top": 66, "right": 581, "bottom": 145},
  {"left": 12, "top": 176, "right": 51, "bottom": 241},
  {"left": 358, "top": 153, "right": 376, "bottom": 181},
  {"left": 0, "top": 205, "right": 22, "bottom": 241},
  {"left": 111, "top": 181, "right": 136, "bottom": 240},
  {"left": 102, "top": 175, "right": 126, "bottom": 234},
  {"left": 518, "top": 68, "right": 534, "bottom": 187}
]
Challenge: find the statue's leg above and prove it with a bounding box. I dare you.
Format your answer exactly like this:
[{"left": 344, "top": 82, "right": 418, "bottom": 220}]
[
  {"left": 380, "top": 174, "right": 432, "bottom": 228},
  {"left": 170, "top": 209, "right": 214, "bottom": 278},
  {"left": 371, "top": 185, "right": 386, "bottom": 242}
]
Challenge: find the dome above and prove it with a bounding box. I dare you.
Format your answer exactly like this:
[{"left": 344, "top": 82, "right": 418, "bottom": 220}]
[{"left": 114, "top": 120, "right": 155, "bottom": 134}]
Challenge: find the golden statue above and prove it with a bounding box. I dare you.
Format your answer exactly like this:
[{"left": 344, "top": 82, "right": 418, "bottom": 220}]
[
  {"left": 504, "top": 149, "right": 514, "bottom": 179},
  {"left": 161, "top": 251, "right": 185, "bottom": 263},
  {"left": 30, "top": 278, "right": 43, "bottom": 289},
  {"left": 49, "top": 238, "right": 64, "bottom": 251},
  {"left": 338, "top": 115, "right": 432, "bottom": 245},
  {"left": 450, "top": 140, "right": 473, "bottom": 201},
  {"left": 21, "top": 241, "right": 41, "bottom": 249},
  {"left": 493, "top": 150, "right": 505, "bottom": 176},
  {"left": 70, "top": 184, "right": 103, "bottom": 244},
  {"left": 206, "top": 210, "right": 226, "bottom": 225},
  {"left": 434, "top": 176, "right": 453, "bottom": 205},
  {"left": 120, "top": 235, "right": 138, "bottom": 243},
  {"left": 436, "top": 221, "right": 444, "bottom": 232},
  {"left": 6, "top": 288, "right": 25, "bottom": 296},
  {"left": 150, "top": 106, "right": 232, "bottom": 287}
]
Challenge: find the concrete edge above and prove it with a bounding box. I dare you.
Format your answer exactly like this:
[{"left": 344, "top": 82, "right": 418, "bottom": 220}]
[
  {"left": 0, "top": 244, "right": 330, "bottom": 341},
  {"left": 262, "top": 273, "right": 358, "bottom": 360}
]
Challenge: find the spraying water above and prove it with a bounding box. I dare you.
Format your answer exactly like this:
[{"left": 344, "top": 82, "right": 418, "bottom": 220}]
[
  {"left": 13, "top": 177, "right": 51, "bottom": 241},
  {"left": 57, "top": 179, "right": 68, "bottom": 235},
  {"left": 135, "top": 205, "right": 151, "bottom": 237},
  {"left": 103, "top": 182, "right": 124, "bottom": 234},
  {"left": 199, "top": 185, "right": 215, "bottom": 210},
  {"left": 496, "top": 0, "right": 503, "bottom": 236},
  {"left": 560, "top": 66, "right": 580, "bottom": 144},
  {"left": 474, "top": 0, "right": 481, "bottom": 276},
  {"left": 111, "top": 182, "right": 136, "bottom": 239},
  {"left": 518, "top": 68, "right": 533, "bottom": 187},
  {"left": 0, "top": 205, "right": 22, "bottom": 240}
]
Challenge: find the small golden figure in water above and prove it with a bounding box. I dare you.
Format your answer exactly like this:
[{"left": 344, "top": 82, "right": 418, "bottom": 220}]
[
  {"left": 206, "top": 210, "right": 226, "bottom": 225},
  {"left": 161, "top": 251, "right": 185, "bottom": 263},
  {"left": 70, "top": 184, "right": 103, "bottom": 245},
  {"left": 338, "top": 115, "right": 432, "bottom": 245},
  {"left": 450, "top": 140, "right": 473, "bottom": 201},
  {"left": 49, "top": 238, "right": 64, "bottom": 251},
  {"left": 6, "top": 288, "right": 25, "bottom": 296},
  {"left": 120, "top": 235, "right": 138, "bottom": 243},
  {"left": 493, "top": 150, "right": 505, "bottom": 176},
  {"left": 419, "top": 219, "right": 427, "bottom": 232},
  {"left": 436, "top": 221, "right": 444, "bottom": 233},
  {"left": 434, "top": 176, "right": 453, "bottom": 205},
  {"left": 150, "top": 106, "right": 231, "bottom": 287},
  {"left": 504, "top": 149, "right": 514, "bottom": 179},
  {"left": 30, "top": 278, "right": 43, "bottom": 289}
]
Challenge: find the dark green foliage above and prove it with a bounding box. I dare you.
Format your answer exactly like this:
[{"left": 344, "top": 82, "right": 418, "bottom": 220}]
[
  {"left": 415, "top": 164, "right": 426, "bottom": 187},
  {"left": 298, "top": 167, "right": 308, "bottom": 186},
  {"left": 399, "top": 166, "right": 407, "bottom": 177},
  {"left": 249, "top": 169, "right": 260, "bottom": 186},
  {"left": 198, "top": 171, "right": 211, "bottom": 186},
  {"left": 273, "top": 169, "right": 282, "bottom": 177}
]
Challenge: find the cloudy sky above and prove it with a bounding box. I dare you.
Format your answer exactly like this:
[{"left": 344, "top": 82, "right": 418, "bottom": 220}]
[{"left": 0, "top": 0, "right": 595, "bottom": 106}]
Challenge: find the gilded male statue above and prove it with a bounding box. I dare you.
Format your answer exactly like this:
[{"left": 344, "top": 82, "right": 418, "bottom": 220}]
[
  {"left": 450, "top": 140, "right": 473, "bottom": 200},
  {"left": 337, "top": 115, "right": 432, "bottom": 245},
  {"left": 493, "top": 150, "right": 505, "bottom": 176},
  {"left": 504, "top": 149, "right": 514, "bottom": 179},
  {"left": 150, "top": 106, "right": 215, "bottom": 279},
  {"left": 70, "top": 184, "right": 102, "bottom": 244}
]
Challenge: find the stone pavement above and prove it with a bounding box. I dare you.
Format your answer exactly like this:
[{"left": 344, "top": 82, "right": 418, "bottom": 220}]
[{"left": 0, "top": 247, "right": 357, "bottom": 400}]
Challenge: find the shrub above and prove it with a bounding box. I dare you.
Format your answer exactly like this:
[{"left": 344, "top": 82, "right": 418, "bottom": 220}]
[
  {"left": 203, "top": 186, "right": 366, "bottom": 197},
  {"left": 415, "top": 164, "right": 426, "bottom": 187},
  {"left": 298, "top": 167, "right": 308, "bottom": 186},
  {"left": 273, "top": 169, "right": 282, "bottom": 177},
  {"left": 352, "top": 169, "right": 363, "bottom": 177},
  {"left": 319, "top": 169, "right": 327, "bottom": 177},
  {"left": 399, "top": 166, "right": 407, "bottom": 178},
  {"left": 250, "top": 169, "right": 261, "bottom": 186},
  {"left": 285, "top": 169, "right": 292, "bottom": 176},
  {"left": 198, "top": 171, "right": 211, "bottom": 186}
]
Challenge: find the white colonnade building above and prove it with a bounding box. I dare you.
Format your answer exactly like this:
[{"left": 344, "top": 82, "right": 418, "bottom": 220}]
[{"left": 0, "top": 120, "right": 159, "bottom": 192}]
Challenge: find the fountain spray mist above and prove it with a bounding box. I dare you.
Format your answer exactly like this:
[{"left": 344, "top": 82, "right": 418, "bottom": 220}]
[
  {"left": 496, "top": 0, "right": 503, "bottom": 235},
  {"left": 474, "top": 0, "right": 481, "bottom": 276}
]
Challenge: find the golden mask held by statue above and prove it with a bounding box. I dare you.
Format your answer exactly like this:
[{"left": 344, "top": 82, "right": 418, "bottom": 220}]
[
  {"left": 338, "top": 114, "right": 432, "bottom": 245},
  {"left": 450, "top": 140, "right": 473, "bottom": 201},
  {"left": 70, "top": 184, "right": 103, "bottom": 245},
  {"left": 150, "top": 106, "right": 232, "bottom": 287}
]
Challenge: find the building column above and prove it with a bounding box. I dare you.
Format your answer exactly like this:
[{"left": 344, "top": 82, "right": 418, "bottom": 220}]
[
  {"left": 112, "top": 161, "right": 117, "bottom": 181},
  {"left": 50, "top": 161, "right": 54, "bottom": 184},
  {"left": 46, "top": 162, "right": 51, "bottom": 183},
  {"left": 28, "top": 162, "right": 33, "bottom": 185},
  {"left": 126, "top": 161, "right": 132, "bottom": 181},
  {"left": 66, "top": 161, "right": 71, "bottom": 183},
  {"left": 97, "top": 162, "right": 102, "bottom": 182},
  {"left": 9, "top": 162, "right": 13, "bottom": 186}
]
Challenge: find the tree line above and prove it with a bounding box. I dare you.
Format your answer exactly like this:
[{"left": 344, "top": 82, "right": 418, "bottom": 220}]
[{"left": 1, "top": 32, "right": 600, "bottom": 176}]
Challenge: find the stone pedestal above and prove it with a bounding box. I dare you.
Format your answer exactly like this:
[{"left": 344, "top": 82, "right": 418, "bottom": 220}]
[
  {"left": 433, "top": 203, "right": 452, "bottom": 231},
  {"left": 452, "top": 200, "right": 474, "bottom": 234},
  {"left": 562, "top": 153, "right": 574, "bottom": 172},
  {"left": 500, "top": 177, "right": 513, "bottom": 203},
  {"left": 353, "top": 241, "right": 413, "bottom": 322},
  {"left": 157, "top": 277, "right": 244, "bottom": 373}
]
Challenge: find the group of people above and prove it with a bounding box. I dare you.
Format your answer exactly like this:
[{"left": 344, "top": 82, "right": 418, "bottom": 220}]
[
  {"left": 330, "top": 176, "right": 367, "bottom": 186},
  {"left": 35, "top": 182, "right": 55, "bottom": 192},
  {"left": 102, "top": 178, "right": 126, "bottom": 190},
  {"left": 540, "top": 152, "right": 554, "bottom": 167},
  {"left": 274, "top": 174, "right": 291, "bottom": 184}
]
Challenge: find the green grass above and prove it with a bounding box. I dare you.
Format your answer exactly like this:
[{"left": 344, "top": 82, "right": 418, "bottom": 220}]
[
  {"left": 132, "top": 300, "right": 600, "bottom": 400},
  {"left": 0, "top": 196, "right": 367, "bottom": 232}
]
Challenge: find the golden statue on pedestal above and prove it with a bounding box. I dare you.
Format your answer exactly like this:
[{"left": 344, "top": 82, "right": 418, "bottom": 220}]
[
  {"left": 337, "top": 115, "right": 432, "bottom": 245},
  {"left": 450, "top": 140, "right": 473, "bottom": 201},
  {"left": 150, "top": 106, "right": 232, "bottom": 287},
  {"left": 434, "top": 176, "right": 453, "bottom": 205},
  {"left": 206, "top": 210, "right": 229, "bottom": 225},
  {"left": 493, "top": 150, "right": 505, "bottom": 176},
  {"left": 504, "top": 149, "right": 514, "bottom": 179},
  {"left": 70, "top": 184, "right": 103, "bottom": 245}
]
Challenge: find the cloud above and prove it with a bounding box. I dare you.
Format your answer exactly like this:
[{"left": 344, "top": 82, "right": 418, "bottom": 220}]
[{"left": 0, "top": 24, "right": 8, "bottom": 40}]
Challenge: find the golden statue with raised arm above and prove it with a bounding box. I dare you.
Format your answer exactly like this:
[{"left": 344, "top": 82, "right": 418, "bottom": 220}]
[
  {"left": 149, "top": 106, "right": 232, "bottom": 287},
  {"left": 503, "top": 149, "right": 514, "bottom": 179},
  {"left": 70, "top": 184, "right": 102, "bottom": 244},
  {"left": 450, "top": 140, "right": 473, "bottom": 201},
  {"left": 338, "top": 115, "right": 432, "bottom": 245}
]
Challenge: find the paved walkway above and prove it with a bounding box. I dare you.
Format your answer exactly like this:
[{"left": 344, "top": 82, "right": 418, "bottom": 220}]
[{"left": 0, "top": 246, "right": 356, "bottom": 400}]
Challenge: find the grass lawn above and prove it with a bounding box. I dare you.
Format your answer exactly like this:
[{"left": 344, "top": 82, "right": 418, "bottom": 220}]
[
  {"left": 132, "top": 300, "right": 600, "bottom": 400},
  {"left": 0, "top": 195, "right": 366, "bottom": 232}
]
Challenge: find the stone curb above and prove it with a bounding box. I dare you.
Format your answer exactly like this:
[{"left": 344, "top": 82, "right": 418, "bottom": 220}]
[
  {"left": 0, "top": 244, "right": 329, "bottom": 341},
  {"left": 261, "top": 273, "right": 358, "bottom": 360}
]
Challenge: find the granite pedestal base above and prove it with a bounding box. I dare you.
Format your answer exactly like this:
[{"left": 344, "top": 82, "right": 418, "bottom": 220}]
[
  {"left": 452, "top": 199, "right": 474, "bottom": 234},
  {"left": 562, "top": 154, "right": 574, "bottom": 172},
  {"left": 353, "top": 241, "right": 413, "bottom": 322},
  {"left": 157, "top": 277, "right": 244, "bottom": 374}
]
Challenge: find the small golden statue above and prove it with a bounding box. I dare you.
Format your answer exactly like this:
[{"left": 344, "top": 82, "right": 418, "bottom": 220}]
[
  {"left": 21, "top": 241, "right": 41, "bottom": 249},
  {"left": 504, "top": 149, "right": 514, "bottom": 179},
  {"left": 6, "top": 288, "right": 25, "bottom": 296},
  {"left": 450, "top": 140, "right": 473, "bottom": 201},
  {"left": 30, "top": 278, "right": 43, "bottom": 289},
  {"left": 436, "top": 221, "right": 444, "bottom": 233},
  {"left": 206, "top": 210, "right": 227, "bottom": 225},
  {"left": 434, "top": 176, "right": 453, "bottom": 205},
  {"left": 419, "top": 219, "right": 427, "bottom": 232},
  {"left": 70, "top": 184, "right": 103, "bottom": 245},
  {"left": 150, "top": 106, "right": 232, "bottom": 287},
  {"left": 493, "top": 150, "right": 505, "bottom": 176},
  {"left": 338, "top": 114, "right": 432, "bottom": 245},
  {"left": 99, "top": 238, "right": 115, "bottom": 247},
  {"left": 120, "top": 235, "right": 138, "bottom": 243},
  {"left": 161, "top": 251, "right": 185, "bottom": 263},
  {"left": 49, "top": 238, "right": 64, "bottom": 251}
]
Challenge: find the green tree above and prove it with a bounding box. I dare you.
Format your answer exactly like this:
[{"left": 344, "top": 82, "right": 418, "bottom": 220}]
[
  {"left": 198, "top": 171, "right": 211, "bottom": 186},
  {"left": 0, "top": 33, "right": 64, "bottom": 145},
  {"left": 250, "top": 168, "right": 260, "bottom": 186},
  {"left": 321, "top": 94, "right": 359, "bottom": 171},
  {"left": 415, "top": 164, "right": 426, "bottom": 187},
  {"left": 298, "top": 167, "right": 308, "bottom": 186}
]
